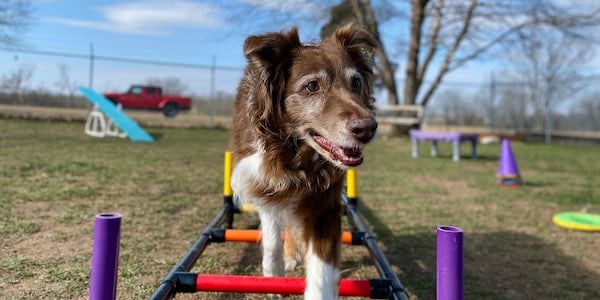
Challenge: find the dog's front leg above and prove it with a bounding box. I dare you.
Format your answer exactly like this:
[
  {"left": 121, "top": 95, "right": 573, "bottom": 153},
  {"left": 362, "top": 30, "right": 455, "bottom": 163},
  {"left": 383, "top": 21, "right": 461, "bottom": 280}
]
[
  {"left": 259, "top": 209, "right": 285, "bottom": 277},
  {"left": 303, "top": 200, "right": 342, "bottom": 300},
  {"left": 304, "top": 239, "right": 340, "bottom": 300}
]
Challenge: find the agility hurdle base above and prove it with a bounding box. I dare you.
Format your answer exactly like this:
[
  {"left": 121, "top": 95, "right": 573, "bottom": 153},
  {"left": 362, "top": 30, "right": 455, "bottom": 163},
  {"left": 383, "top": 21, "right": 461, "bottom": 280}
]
[
  {"left": 148, "top": 152, "right": 408, "bottom": 299},
  {"left": 89, "top": 152, "right": 464, "bottom": 299}
]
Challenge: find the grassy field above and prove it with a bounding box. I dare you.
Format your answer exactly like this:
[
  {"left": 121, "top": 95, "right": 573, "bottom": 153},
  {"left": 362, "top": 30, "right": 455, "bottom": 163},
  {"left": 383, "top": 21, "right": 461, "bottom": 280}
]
[{"left": 0, "top": 119, "right": 598, "bottom": 299}]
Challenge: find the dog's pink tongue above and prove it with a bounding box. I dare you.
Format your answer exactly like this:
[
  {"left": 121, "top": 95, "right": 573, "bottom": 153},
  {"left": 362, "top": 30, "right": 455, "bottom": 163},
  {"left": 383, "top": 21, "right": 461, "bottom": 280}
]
[
  {"left": 314, "top": 134, "right": 363, "bottom": 166},
  {"left": 335, "top": 147, "right": 363, "bottom": 167}
]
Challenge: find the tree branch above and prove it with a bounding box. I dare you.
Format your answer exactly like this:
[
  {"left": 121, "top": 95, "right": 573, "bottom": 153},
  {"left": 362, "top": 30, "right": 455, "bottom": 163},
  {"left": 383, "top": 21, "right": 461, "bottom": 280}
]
[
  {"left": 420, "top": 0, "right": 477, "bottom": 107},
  {"left": 349, "top": 0, "right": 400, "bottom": 105},
  {"left": 417, "top": 0, "right": 444, "bottom": 88}
]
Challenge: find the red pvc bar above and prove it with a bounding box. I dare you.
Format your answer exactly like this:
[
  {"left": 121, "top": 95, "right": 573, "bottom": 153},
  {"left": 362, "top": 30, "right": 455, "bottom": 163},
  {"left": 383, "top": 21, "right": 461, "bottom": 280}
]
[{"left": 196, "top": 274, "right": 371, "bottom": 297}]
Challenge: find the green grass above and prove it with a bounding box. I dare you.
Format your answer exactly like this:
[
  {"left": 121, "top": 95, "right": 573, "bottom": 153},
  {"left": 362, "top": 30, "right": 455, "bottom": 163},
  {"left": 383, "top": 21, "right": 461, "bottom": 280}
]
[{"left": 0, "top": 119, "right": 598, "bottom": 299}]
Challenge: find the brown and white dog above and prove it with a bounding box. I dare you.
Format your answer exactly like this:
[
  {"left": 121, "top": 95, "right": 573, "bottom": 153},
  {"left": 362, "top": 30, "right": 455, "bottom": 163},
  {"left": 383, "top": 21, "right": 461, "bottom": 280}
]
[{"left": 230, "top": 25, "right": 377, "bottom": 299}]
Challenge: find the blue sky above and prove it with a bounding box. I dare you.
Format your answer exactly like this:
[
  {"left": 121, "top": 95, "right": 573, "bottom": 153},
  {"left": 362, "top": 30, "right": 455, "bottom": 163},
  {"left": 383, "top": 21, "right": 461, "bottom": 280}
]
[
  {"left": 0, "top": 0, "right": 485, "bottom": 98},
  {"left": 2, "top": 0, "right": 285, "bottom": 95},
  {"left": 1, "top": 0, "right": 598, "bottom": 108}
]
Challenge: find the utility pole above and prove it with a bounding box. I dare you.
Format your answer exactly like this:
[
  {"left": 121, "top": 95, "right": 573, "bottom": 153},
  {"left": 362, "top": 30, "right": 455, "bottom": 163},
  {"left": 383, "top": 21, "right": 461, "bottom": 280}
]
[
  {"left": 210, "top": 55, "right": 216, "bottom": 128},
  {"left": 89, "top": 43, "right": 95, "bottom": 89},
  {"left": 489, "top": 72, "right": 496, "bottom": 131}
]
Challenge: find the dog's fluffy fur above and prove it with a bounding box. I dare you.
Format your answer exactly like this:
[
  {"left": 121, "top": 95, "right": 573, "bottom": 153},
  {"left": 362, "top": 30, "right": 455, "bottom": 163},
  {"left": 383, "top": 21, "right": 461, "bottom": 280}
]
[{"left": 230, "top": 25, "right": 377, "bottom": 299}]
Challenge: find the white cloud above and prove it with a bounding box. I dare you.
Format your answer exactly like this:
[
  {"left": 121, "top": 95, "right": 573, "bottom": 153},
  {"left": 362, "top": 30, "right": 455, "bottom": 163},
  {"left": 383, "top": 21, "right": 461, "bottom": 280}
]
[
  {"left": 238, "top": 0, "right": 326, "bottom": 18},
  {"left": 47, "top": 0, "right": 226, "bottom": 36}
]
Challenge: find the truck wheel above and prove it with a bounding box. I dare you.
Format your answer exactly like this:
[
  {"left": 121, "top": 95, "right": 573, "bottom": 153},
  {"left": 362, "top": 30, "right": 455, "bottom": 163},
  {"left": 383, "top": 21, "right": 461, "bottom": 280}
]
[{"left": 163, "top": 103, "right": 178, "bottom": 118}]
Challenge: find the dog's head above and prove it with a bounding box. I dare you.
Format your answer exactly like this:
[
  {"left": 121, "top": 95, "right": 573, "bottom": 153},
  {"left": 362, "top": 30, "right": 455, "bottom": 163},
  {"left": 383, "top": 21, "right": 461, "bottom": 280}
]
[{"left": 244, "top": 24, "right": 377, "bottom": 169}]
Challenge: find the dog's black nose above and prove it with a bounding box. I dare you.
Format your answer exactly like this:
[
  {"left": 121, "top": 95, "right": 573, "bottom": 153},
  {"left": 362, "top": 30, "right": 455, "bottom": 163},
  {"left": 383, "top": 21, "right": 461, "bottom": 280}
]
[{"left": 348, "top": 117, "right": 377, "bottom": 143}]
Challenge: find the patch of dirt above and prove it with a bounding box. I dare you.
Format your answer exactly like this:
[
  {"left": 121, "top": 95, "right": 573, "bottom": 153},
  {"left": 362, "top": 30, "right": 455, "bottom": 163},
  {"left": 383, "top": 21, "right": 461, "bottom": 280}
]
[
  {"left": 413, "top": 174, "right": 483, "bottom": 199},
  {"left": 5, "top": 199, "right": 92, "bottom": 261}
]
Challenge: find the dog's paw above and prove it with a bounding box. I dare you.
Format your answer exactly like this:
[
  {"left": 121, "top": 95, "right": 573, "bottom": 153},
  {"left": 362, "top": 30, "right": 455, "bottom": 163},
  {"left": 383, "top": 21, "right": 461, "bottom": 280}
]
[{"left": 284, "top": 256, "right": 299, "bottom": 272}]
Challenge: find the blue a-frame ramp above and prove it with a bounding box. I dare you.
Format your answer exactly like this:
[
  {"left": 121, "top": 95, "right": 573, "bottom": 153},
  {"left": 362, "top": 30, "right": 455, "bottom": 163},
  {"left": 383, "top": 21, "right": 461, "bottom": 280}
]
[{"left": 79, "top": 87, "right": 154, "bottom": 143}]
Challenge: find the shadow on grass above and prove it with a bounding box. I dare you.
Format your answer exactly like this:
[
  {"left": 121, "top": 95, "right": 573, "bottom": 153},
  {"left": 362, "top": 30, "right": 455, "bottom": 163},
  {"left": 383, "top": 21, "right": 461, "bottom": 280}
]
[
  {"left": 357, "top": 201, "right": 600, "bottom": 299},
  {"left": 210, "top": 201, "right": 598, "bottom": 299},
  {"left": 521, "top": 180, "right": 554, "bottom": 188},
  {"left": 230, "top": 220, "right": 262, "bottom": 276},
  {"left": 418, "top": 154, "right": 498, "bottom": 162},
  {"left": 147, "top": 132, "right": 164, "bottom": 141},
  {"left": 470, "top": 154, "right": 498, "bottom": 161}
]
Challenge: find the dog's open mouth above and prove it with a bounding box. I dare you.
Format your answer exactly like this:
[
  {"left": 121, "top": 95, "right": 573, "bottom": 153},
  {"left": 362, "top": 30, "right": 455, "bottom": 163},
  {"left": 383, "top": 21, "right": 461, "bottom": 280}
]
[{"left": 311, "top": 133, "right": 363, "bottom": 167}]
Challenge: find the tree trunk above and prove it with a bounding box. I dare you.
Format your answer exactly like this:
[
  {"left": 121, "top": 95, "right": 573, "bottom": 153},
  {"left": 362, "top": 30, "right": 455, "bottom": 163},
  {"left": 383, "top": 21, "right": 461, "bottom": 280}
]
[
  {"left": 348, "top": 0, "right": 400, "bottom": 105},
  {"left": 404, "top": 0, "right": 428, "bottom": 105},
  {"left": 420, "top": 0, "right": 477, "bottom": 108}
]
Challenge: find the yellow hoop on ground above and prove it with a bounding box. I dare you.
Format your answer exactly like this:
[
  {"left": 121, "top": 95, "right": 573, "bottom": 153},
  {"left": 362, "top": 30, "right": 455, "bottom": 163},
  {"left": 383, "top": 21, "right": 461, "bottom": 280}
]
[{"left": 552, "top": 212, "right": 600, "bottom": 232}]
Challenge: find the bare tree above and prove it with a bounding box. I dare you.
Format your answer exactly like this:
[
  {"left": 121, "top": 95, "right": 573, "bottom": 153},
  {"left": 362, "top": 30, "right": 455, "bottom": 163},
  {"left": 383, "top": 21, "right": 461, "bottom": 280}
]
[
  {"left": 0, "top": 0, "right": 33, "bottom": 46},
  {"left": 347, "top": 0, "right": 399, "bottom": 105},
  {"left": 507, "top": 29, "right": 591, "bottom": 141},
  {"left": 570, "top": 94, "right": 600, "bottom": 131},
  {"left": 327, "top": 0, "right": 600, "bottom": 111},
  {"left": 1, "top": 64, "right": 35, "bottom": 104},
  {"left": 321, "top": 0, "right": 401, "bottom": 105},
  {"left": 434, "top": 90, "right": 483, "bottom": 126},
  {"left": 54, "top": 64, "right": 78, "bottom": 98},
  {"left": 495, "top": 85, "right": 530, "bottom": 130}
]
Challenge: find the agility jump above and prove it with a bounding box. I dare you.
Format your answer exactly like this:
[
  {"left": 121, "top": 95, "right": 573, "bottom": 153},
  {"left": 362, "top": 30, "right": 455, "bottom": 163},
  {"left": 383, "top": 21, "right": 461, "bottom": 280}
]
[
  {"left": 147, "top": 151, "right": 409, "bottom": 299},
  {"left": 89, "top": 152, "right": 464, "bottom": 299}
]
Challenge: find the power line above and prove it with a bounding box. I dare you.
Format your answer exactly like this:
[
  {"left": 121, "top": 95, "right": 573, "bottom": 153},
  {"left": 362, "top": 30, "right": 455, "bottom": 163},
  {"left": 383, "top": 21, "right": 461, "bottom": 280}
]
[
  {"left": 0, "top": 46, "right": 243, "bottom": 72},
  {"left": 2, "top": 46, "right": 600, "bottom": 86}
]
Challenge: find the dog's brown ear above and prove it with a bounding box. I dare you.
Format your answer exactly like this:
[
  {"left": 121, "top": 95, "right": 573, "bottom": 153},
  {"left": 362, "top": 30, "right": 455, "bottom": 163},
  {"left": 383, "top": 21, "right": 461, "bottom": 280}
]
[
  {"left": 244, "top": 27, "right": 301, "bottom": 66},
  {"left": 333, "top": 24, "right": 377, "bottom": 74},
  {"left": 243, "top": 28, "right": 301, "bottom": 124}
]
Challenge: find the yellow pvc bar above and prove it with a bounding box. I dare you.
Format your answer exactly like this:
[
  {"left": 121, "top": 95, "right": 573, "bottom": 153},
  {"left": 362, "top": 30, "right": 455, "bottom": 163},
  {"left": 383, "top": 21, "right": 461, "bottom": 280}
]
[
  {"left": 223, "top": 151, "right": 233, "bottom": 196},
  {"left": 346, "top": 168, "right": 357, "bottom": 198},
  {"left": 240, "top": 203, "right": 257, "bottom": 213}
]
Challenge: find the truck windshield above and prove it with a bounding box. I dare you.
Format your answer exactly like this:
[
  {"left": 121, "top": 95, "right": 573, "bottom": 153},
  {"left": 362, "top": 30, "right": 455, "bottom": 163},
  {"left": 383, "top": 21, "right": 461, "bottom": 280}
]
[{"left": 129, "top": 87, "right": 142, "bottom": 94}]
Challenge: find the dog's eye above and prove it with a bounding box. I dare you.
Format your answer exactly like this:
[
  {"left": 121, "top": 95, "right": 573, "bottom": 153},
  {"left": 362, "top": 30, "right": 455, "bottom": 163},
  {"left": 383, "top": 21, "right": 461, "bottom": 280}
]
[
  {"left": 305, "top": 81, "right": 320, "bottom": 93},
  {"left": 351, "top": 77, "right": 362, "bottom": 92}
]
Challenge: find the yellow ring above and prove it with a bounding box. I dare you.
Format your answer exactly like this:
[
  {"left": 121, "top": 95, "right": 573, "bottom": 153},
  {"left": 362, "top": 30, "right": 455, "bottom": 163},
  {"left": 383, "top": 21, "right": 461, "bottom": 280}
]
[{"left": 552, "top": 212, "right": 600, "bottom": 232}]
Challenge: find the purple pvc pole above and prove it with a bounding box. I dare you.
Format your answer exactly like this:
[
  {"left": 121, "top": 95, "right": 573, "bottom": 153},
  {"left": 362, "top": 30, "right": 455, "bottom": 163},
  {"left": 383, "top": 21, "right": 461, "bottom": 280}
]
[
  {"left": 437, "top": 226, "right": 463, "bottom": 300},
  {"left": 89, "top": 213, "right": 122, "bottom": 300}
]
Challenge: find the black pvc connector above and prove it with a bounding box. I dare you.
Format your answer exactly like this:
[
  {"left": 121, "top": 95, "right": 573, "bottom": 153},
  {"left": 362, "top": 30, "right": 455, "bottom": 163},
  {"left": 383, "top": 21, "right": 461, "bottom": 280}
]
[
  {"left": 347, "top": 196, "right": 358, "bottom": 208},
  {"left": 224, "top": 195, "right": 234, "bottom": 229},
  {"left": 209, "top": 228, "right": 226, "bottom": 243},
  {"left": 369, "top": 279, "right": 392, "bottom": 299},
  {"left": 351, "top": 231, "right": 366, "bottom": 245},
  {"left": 174, "top": 272, "right": 197, "bottom": 293}
]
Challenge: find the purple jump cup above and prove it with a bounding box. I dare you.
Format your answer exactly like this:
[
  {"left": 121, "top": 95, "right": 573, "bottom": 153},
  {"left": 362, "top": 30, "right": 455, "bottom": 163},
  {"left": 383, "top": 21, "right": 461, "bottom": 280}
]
[
  {"left": 437, "top": 225, "right": 463, "bottom": 300},
  {"left": 89, "top": 213, "right": 122, "bottom": 300}
]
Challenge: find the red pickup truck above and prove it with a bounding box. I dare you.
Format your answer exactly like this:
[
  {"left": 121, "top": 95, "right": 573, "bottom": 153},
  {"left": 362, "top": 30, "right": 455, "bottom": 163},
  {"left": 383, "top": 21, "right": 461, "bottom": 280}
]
[{"left": 104, "top": 85, "right": 191, "bottom": 118}]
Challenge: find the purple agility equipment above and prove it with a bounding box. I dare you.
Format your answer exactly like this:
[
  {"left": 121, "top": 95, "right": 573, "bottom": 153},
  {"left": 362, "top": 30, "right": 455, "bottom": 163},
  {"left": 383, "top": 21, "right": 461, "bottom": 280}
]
[
  {"left": 409, "top": 130, "right": 478, "bottom": 161},
  {"left": 90, "top": 213, "right": 122, "bottom": 300},
  {"left": 437, "top": 226, "right": 463, "bottom": 300},
  {"left": 497, "top": 139, "right": 522, "bottom": 186}
]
